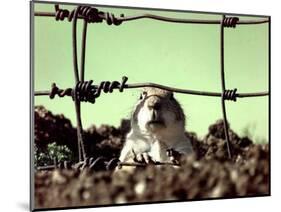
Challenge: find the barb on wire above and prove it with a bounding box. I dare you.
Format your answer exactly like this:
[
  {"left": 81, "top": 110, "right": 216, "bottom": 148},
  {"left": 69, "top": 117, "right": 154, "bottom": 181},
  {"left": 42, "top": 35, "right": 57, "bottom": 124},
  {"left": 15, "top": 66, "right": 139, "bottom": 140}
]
[
  {"left": 72, "top": 77, "right": 128, "bottom": 103},
  {"left": 223, "top": 17, "right": 239, "bottom": 28},
  {"left": 223, "top": 89, "right": 238, "bottom": 101},
  {"left": 38, "top": 77, "right": 129, "bottom": 103},
  {"left": 49, "top": 83, "right": 72, "bottom": 99},
  {"left": 54, "top": 4, "right": 123, "bottom": 25}
]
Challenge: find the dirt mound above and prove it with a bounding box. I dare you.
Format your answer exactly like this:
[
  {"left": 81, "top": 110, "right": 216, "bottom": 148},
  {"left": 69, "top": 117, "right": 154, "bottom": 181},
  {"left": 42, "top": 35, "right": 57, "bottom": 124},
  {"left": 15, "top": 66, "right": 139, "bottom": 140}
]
[
  {"left": 34, "top": 106, "right": 130, "bottom": 159},
  {"left": 34, "top": 106, "right": 269, "bottom": 209},
  {"left": 35, "top": 143, "right": 269, "bottom": 209},
  {"left": 35, "top": 106, "right": 77, "bottom": 152}
]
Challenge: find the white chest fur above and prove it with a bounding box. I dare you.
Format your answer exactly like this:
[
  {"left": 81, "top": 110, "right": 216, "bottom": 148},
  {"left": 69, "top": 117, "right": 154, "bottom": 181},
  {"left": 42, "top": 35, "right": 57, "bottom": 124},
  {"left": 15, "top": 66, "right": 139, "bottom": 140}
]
[{"left": 119, "top": 128, "right": 193, "bottom": 162}]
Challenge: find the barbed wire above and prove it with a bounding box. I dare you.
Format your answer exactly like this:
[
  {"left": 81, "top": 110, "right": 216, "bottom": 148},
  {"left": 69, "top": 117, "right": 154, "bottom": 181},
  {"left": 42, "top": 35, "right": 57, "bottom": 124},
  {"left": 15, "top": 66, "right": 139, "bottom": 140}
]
[
  {"left": 34, "top": 5, "right": 269, "bottom": 25},
  {"left": 34, "top": 79, "right": 268, "bottom": 100},
  {"left": 33, "top": 4, "right": 269, "bottom": 164}
]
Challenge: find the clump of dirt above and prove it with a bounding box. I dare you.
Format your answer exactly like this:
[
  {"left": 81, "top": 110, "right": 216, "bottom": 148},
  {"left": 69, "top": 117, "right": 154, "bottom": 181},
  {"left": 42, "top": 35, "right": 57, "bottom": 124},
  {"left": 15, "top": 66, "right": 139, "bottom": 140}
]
[
  {"left": 34, "top": 105, "right": 130, "bottom": 159},
  {"left": 34, "top": 106, "right": 269, "bottom": 210},
  {"left": 189, "top": 119, "right": 254, "bottom": 162},
  {"left": 34, "top": 106, "right": 77, "bottom": 152}
]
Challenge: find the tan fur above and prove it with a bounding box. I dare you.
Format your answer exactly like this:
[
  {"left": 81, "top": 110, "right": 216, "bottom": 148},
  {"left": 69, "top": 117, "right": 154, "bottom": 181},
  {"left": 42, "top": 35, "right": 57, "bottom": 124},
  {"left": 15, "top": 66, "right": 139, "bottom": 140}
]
[{"left": 119, "top": 87, "right": 193, "bottom": 164}]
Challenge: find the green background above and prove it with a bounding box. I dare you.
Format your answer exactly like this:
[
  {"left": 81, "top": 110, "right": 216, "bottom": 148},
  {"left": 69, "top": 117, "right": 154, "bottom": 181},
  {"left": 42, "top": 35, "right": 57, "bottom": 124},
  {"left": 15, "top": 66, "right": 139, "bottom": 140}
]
[{"left": 34, "top": 3, "right": 269, "bottom": 142}]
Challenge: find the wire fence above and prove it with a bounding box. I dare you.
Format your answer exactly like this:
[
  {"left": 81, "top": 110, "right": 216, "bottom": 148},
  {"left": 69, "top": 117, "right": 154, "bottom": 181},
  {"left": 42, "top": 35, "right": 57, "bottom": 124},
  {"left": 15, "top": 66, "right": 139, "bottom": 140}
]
[{"left": 34, "top": 4, "right": 269, "bottom": 169}]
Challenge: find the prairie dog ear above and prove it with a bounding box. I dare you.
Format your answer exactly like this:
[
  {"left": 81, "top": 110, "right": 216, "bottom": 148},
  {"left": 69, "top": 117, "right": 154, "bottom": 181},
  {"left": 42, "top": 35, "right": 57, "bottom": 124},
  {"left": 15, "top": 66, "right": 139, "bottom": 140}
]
[
  {"left": 137, "top": 88, "right": 144, "bottom": 100},
  {"left": 139, "top": 89, "right": 147, "bottom": 100}
]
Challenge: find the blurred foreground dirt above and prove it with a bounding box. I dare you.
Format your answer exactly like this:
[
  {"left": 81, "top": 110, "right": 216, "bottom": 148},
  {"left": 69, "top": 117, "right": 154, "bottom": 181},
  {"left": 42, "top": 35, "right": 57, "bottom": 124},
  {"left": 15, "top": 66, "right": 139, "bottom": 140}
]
[{"left": 34, "top": 106, "right": 269, "bottom": 209}]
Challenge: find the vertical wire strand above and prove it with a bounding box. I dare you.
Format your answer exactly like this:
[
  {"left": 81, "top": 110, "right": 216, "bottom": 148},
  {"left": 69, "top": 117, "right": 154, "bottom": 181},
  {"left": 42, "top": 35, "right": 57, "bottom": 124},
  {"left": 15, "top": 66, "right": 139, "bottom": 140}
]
[
  {"left": 78, "top": 19, "right": 88, "bottom": 160},
  {"left": 72, "top": 6, "right": 82, "bottom": 161},
  {"left": 220, "top": 14, "right": 232, "bottom": 159},
  {"left": 80, "top": 20, "right": 88, "bottom": 81},
  {"left": 72, "top": 6, "right": 86, "bottom": 161},
  {"left": 72, "top": 6, "right": 80, "bottom": 83}
]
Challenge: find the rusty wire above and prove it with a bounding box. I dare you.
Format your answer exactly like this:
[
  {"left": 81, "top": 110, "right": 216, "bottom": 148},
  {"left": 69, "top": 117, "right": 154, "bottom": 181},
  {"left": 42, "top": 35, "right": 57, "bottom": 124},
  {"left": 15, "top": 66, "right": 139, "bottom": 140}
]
[
  {"left": 35, "top": 79, "right": 268, "bottom": 99},
  {"left": 34, "top": 4, "right": 269, "bottom": 164},
  {"left": 220, "top": 14, "right": 232, "bottom": 158},
  {"left": 72, "top": 6, "right": 89, "bottom": 162},
  {"left": 35, "top": 5, "right": 269, "bottom": 25}
]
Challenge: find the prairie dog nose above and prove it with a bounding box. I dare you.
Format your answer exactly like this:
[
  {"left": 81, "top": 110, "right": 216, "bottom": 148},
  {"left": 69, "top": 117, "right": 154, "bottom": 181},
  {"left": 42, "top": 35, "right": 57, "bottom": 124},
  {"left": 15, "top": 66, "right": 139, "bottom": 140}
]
[{"left": 147, "top": 96, "right": 161, "bottom": 110}]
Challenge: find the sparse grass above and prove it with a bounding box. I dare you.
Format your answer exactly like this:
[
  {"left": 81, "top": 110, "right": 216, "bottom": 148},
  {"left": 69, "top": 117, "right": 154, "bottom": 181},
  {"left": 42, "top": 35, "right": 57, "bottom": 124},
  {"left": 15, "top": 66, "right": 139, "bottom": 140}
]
[{"left": 35, "top": 142, "right": 74, "bottom": 167}]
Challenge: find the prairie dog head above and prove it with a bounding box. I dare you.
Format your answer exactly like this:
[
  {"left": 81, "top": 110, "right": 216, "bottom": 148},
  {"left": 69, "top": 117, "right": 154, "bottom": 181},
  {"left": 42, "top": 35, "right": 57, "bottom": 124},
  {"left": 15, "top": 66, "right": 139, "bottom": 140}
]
[{"left": 131, "top": 87, "right": 186, "bottom": 135}]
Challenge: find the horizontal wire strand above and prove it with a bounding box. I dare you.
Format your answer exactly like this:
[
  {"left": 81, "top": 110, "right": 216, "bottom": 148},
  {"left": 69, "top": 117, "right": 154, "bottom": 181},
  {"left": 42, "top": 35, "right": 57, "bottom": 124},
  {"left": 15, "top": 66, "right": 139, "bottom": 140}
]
[
  {"left": 34, "top": 11, "right": 269, "bottom": 25},
  {"left": 34, "top": 81, "right": 269, "bottom": 99}
]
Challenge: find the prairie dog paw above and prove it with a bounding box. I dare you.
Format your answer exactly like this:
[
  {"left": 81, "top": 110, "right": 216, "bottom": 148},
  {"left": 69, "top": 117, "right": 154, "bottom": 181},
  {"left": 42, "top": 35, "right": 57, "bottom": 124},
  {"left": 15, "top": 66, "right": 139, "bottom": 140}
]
[
  {"left": 132, "top": 150, "right": 155, "bottom": 164},
  {"left": 166, "top": 148, "right": 182, "bottom": 164}
]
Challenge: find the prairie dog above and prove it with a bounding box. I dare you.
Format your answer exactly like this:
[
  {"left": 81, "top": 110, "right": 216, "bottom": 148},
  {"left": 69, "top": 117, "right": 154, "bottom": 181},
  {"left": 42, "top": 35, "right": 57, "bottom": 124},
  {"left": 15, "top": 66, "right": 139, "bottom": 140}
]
[{"left": 119, "top": 87, "right": 193, "bottom": 163}]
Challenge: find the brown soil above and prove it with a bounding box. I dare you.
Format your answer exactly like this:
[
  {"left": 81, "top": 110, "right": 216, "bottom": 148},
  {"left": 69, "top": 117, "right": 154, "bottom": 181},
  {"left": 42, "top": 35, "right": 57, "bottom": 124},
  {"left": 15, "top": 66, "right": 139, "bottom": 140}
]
[{"left": 34, "top": 106, "right": 269, "bottom": 209}]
